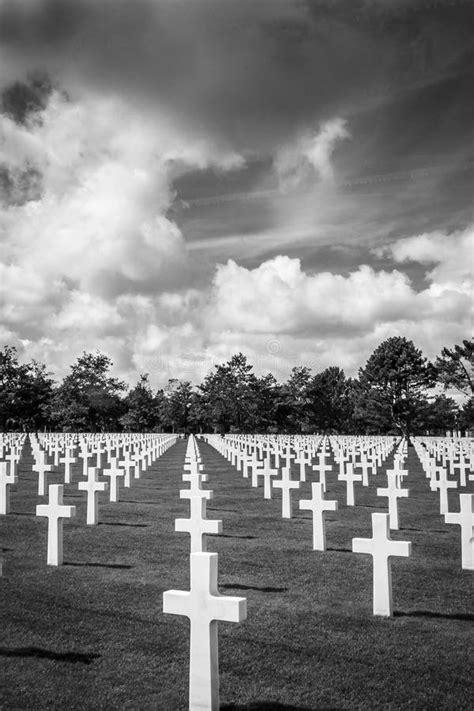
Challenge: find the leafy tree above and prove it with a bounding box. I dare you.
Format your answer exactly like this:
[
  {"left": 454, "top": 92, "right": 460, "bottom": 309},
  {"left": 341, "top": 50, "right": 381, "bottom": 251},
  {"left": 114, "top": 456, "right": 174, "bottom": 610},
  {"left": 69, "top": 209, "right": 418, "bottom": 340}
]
[
  {"left": 160, "top": 380, "right": 195, "bottom": 432},
  {"left": 120, "top": 374, "right": 161, "bottom": 431},
  {"left": 458, "top": 397, "right": 474, "bottom": 433},
  {"left": 351, "top": 382, "right": 394, "bottom": 434},
  {"left": 419, "top": 394, "right": 459, "bottom": 435},
  {"left": 246, "top": 373, "right": 280, "bottom": 432},
  {"left": 278, "top": 366, "right": 313, "bottom": 432},
  {"left": 49, "top": 352, "right": 126, "bottom": 431},
  {"left": 359, "top": 337, "right": 436, "bottom": 437},
  {"left": 198, "top": 354, "right": 259, "bottom": 433},
  {"left": 308, "top": 366, "right": 353, "bottom": 433},
  {"left": 0, "top": 346, "right": 54, "bottom": 431},
  {"left": 435, "top": 339, "right": 473, "bottom": 396}
]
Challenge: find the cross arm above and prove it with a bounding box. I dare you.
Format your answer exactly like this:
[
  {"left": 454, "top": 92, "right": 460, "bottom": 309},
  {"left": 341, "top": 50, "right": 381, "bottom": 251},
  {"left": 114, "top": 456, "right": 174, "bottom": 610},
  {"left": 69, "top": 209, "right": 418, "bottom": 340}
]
[{"left": 163, "top": 590, "right": 192, "bottom": 617}]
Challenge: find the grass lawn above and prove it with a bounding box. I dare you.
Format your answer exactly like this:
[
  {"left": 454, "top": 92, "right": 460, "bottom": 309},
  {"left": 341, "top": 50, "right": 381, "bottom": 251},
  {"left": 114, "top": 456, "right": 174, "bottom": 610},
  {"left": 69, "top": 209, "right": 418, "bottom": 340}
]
[{"left": 1, "top": 436, "right": 473, "bottom": 710}]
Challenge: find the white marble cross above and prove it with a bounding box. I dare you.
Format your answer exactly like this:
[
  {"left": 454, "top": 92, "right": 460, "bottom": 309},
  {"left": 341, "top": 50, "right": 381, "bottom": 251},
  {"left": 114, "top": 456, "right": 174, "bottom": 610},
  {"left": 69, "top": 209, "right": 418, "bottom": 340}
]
[
  {"left": 176, "top": 497, "right": 222, "bottom": 553},
  {"left": 339, "top": 463, "right": 362, "bottom": 506},
  {"left": 163, "top": 552, "right": 247, "bottom": 711},
  {"left": 295, "top": 449, "right": 312, "bottom": 482},
  {"left": 452, "top": 456, "right": 469, "bottom": 487},
  {"left": 377, "top": 472, "right": 409, "bottom": 530},
  {"left": 102, "top": 457, "right": 125, "bottom": 503},
  {"left": 184, "top": 459, "right": 207, "bottom": 484},
  {"left": 94, "top": 442, "right": 105, "bottom": 469},
  {"left": 80, "top": 446, "right": 91, "bottom": 477},
  {"left": 241, "top": 455, "right": 254, "bottom": 479},
  {"left": 51, "top": 440, "right": 62, "bottom": 467},
  {"left": 444, "top": 493, "right": 474, "bottom": 570},
  {"left": 431, "top": 467, "right": 458, "bottom": 514},
  {"left": 78, "top": 467, "right": 108, "bottom": 525},
  {"left": 118, "top": 451, "right": 135, "bottom": 487},
  {"left": 387, "top": 465, "right": 408, "bottom": 489},
  {"left": 33, "top": 451, "right": 53, "bottom": 496},
  {"left": 352, "top": 512, "right": 411, "bottom": 616},
  {"left": 355, "top": 458, "right": 371, "bottom": 487},
  {"left": 5, "top": 449, "right": 20, "bottom": 478},
  {"left": 312, "top": 456, "right": 332, "bottom": 492},
  {"left": 282, "top": 444, "right": 295, "bottom": 469},
  {"left": 59, "top": 447, "right": 76, "bottom": 484},
  {"left": 181, "top": 466, "right": 212, "bottom": 502},
  {"left": 251, "top": 460, "right": 263, "bottom": 488},
  {"left": 0, "top": 461, "right": 17, "bottom": 515},
  {"left": 36, "top": 484, "right": 76, "bottom": 565},
  {"left": 273, "top": 466, "right": 300, "bottom": 518},
  {"left": 257, "top": 457, "right": 278, "bottom": 499},
  {"left": 299, "top": 482, "right": 338, "bottom": 550}
]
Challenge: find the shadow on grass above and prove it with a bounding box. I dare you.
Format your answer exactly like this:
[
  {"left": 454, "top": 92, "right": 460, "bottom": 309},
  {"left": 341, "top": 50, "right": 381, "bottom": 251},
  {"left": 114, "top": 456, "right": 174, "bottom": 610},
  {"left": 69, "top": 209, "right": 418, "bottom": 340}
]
[
  {"left": 207, "top": 508, "right": 237, "bottom": 513},
  {"left": 400, "top": 527, "right": 450, "bottom": 534},
  {"left": 64, "top": 561, "right": 133, "bottom": 570},
  {"left": 395, "top": 610, "right": 474, "bottom": 622},
  {"left": 221, "top": 583, "right": 287, "bottom": 593},
  {"left": 10, "top": 512, "right": 36, "bottom": 517},
  {"left": 98, "top": 522, "right": 148, "bottom": 528},
  {"left": 222, "top": 704, "right": 310, "bottom": 710},
  {"left": 213, "top": 534, "right": 256, "bottom": 540},
  {"left": 0, "top": 647, "right": 100, "bottom": 665},
  {"left": 120, "top": 500, "right": 161, "bottom": 505},
  {"left": 327, "top": 547, "right": 352, "bottom": 553}
]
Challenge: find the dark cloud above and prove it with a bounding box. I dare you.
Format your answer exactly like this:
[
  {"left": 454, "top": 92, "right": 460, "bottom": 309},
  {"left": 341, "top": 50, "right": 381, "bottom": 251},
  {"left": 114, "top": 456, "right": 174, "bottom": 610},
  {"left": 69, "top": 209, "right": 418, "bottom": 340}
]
[
  {"left": 0, "top": 71, "right": 52, "bottom": 124},
  {"left": 1, "top": 0, "right": 473, "bottom": 152}
]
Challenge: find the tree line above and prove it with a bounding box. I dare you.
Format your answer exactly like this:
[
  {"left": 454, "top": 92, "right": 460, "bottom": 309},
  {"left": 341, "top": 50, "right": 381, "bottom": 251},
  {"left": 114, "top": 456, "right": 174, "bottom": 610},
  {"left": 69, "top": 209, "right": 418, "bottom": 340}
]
[{"left": 0, "top": 337, "right": 472, "bottom": 437}]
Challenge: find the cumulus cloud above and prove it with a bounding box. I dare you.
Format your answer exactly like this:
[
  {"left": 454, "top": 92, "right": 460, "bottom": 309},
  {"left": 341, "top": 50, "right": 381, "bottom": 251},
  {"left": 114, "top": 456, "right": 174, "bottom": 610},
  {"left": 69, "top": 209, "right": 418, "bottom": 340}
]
[
  {"left": 202, "top": 245, "right": 471, "bottom": 378},
  {"left": 384, "top": 226, "right": 473, "bottom": 294},
  {"left": 0, "top": 83, "right": 243, "bottom": 383}
]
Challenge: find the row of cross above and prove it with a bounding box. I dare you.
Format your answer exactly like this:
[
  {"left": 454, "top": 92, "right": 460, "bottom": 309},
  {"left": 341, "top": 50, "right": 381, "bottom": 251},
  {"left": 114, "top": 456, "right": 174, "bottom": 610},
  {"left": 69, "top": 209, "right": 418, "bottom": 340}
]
[
  {"left": 205, "top": 433, "right": 473, "bottom": 610},
  {"left": 163, "top": 435, "right": 247, "bottom": 711},
  {"left": 0, "top": 432, "right": 179, "bottom": 568}
]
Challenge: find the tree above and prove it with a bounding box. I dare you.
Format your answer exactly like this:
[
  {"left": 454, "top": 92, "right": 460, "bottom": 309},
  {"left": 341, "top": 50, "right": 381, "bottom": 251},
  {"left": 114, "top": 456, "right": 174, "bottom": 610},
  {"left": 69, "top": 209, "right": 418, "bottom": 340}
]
[
  {"left": 49, "top": 352, "right": 126, "bottom": 431},
  {"left": 308, "top": 367, "right": 354, "bottom": 433},
  {"left": 246, "top": 373, "right": 280, "bottom": 432},
  {"left": 279, "top": 366, "right": 313, "bottom": 432},
  {"left": 198, "top": 354, "right": 259, "bottom": 433},
  {"left": 435, "top": 339, "right": 473, "bottom": 396},
  {"left": 160, "top": 380, "right": 195, "bottom": 432},
  {"left": 419, "top": 394, "right": 459, "bottom": 435},
  {"left": 359, "top": 337, "right": 436, "bottom": 437},
  {"left": 458, "top": 397, "right": 474, "bottom": 433},
  {"left": 0, "top": 346, "right": 54, "bottom": 431},
  {"left": 120, "top": 374, "right": 161, "bottom": 431}
]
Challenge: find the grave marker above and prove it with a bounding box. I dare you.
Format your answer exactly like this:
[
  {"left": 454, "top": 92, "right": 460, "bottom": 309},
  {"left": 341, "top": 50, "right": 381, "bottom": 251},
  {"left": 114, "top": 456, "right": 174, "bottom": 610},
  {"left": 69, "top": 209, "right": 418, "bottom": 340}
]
[
  {"left": 340, "top": 463, "right": 362, "bottom": 506},
  {"left": 36, "top": 484, "right": 76, "bottom": 566},
  {"left": 444, "top": 494, "right": 474, "bottom": 570},
  {"left": 163, "top": 552, "right": 247, "bottom": 710},
  {"left": 176, "top": 498, "right": 222, "bottom": 553},
  {"left": 0, "top": 462, "right": 17, "bottom": 515},
  {"left": 102, "top": 457, "right": 125, "bottom": 503},
  {"left": 273, "top": 466, "right": 300, "bottom": 519},
  {"left": 377, "top": 472, "right": 409, "bottom": 530},
  {"left": 299, "top": 482, "right": 338, "bottom": 550},
  {"left": 78, "top": 467, "right": 108, "bottom": 525},
  {"left": 352, "top": 513, "right": 411, "bottom": 616}
]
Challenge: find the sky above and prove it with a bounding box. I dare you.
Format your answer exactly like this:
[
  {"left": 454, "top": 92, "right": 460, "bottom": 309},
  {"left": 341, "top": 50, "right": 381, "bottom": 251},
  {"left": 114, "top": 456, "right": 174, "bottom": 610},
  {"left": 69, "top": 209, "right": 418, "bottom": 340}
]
[{"left": 0, "top": 0, "right": 472, "bottom": 388}]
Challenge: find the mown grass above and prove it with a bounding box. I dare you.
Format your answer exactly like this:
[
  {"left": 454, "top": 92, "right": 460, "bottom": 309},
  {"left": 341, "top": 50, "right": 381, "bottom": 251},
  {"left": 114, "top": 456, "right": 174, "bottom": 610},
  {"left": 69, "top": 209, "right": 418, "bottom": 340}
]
[{"left": 1, "top": 437, "right": 473, "bottom": 710}]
